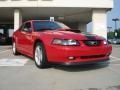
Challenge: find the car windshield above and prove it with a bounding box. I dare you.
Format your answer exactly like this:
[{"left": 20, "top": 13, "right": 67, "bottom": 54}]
[{"left": 33, "top": 21, "right": 70, "bottom": 31}]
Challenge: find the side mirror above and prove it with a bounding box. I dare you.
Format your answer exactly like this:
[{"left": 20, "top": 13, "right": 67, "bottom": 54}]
[{"left": 23, "top": 28, "right": 32, "bottom": 33}]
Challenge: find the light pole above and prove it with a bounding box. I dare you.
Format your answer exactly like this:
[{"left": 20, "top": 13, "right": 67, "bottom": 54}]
[
  {"left": 107, "top": 26, "right": 112, "bottom": 39},
  {"left": 107, "top": 26, "right": 112, "bottom": 32},
  {"left": 112, "top": 18, "right": 119, "bottom": 30},
  {"left": 112, "top": 18, "right": 119, "bottom": 38}
]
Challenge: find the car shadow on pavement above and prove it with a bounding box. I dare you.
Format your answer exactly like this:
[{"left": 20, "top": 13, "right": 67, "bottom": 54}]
[{"left": 52, "top": 62, "right": 109, "bottom": 72}]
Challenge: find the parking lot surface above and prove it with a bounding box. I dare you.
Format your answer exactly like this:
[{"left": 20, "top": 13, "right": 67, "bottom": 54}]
[{"left": 0, "top": 45, "right": 120, "bottom": 90}]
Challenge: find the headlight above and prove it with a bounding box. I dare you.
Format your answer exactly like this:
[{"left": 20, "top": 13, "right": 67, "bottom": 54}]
[
  {"left": 52, "top": 39, "right": 80, "bottom": 46},
  {"left": 103, "top": 39, "right": 108, "bottom": 45}
]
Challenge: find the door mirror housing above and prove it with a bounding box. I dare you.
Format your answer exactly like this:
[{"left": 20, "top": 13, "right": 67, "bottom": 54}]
[{"left": 23, "top": 28, "right": 32, "bottom": 33}]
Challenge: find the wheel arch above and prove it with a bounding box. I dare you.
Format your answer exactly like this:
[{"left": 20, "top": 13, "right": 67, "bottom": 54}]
[
  {"left": 33, "top": 39, "right": 46, "bottom": 56},
  {"left": 12, "top": 36, "right": 15, "bottom": 43},
  {"left": 33, "top": 38, "right": 48, "bottom": 57},
  {"left": 34, "top": 39, "right": 44, "bottom": 48}
]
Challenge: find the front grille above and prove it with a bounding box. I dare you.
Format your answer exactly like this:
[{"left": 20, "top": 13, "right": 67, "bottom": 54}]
[
  {"left": 81, "top": 54, "right": 105, "bottom": 59},
  {"left": 83, "top": 40, "right": 101, "bottom": 46}
]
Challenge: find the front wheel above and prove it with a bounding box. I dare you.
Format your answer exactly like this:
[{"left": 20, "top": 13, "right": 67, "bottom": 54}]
[{"left": 34, "top": 43, "right": 48, "bottom": 68}]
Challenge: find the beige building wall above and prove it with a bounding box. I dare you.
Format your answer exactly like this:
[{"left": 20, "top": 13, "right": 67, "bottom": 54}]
[{"left": 92, "top": 9, "right": 107, "bottom": 39}]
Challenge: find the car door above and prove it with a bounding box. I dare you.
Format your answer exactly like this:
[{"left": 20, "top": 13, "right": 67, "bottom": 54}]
[
  {"left": 15, "top": 24, "right": 24, "bottom": 52},
  {"left": 19, "top": 22, "right": 33, "bottom": 56}
]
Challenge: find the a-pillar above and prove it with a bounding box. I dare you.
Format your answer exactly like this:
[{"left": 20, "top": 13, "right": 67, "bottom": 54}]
[
  {"left": 92, "top": 9, "right": 107, "bottom": 39},
  {"left": 14, "top": 9, "right": 22, "bottom": 31}
]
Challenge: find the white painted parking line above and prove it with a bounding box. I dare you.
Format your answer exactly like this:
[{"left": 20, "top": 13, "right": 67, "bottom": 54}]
[
  {"left": 110, "top": 56, "right": 120, "bottom": 65},
  {"left": 0, "top": 59, "right": 28, "bottom": 66},
  {"left": 0, "top": 50, "right": 10, "bottom": 54},
  {"left": 110, "top": 56, "right": 120, "bottom": 62},
  {"left": 110, "top": 56, "right": 120, "bottom": 60}
]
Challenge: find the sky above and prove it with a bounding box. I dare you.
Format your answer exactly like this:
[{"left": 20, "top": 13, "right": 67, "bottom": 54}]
[{"left": 107, "top": 0, "right": 120, "bottom": 31}]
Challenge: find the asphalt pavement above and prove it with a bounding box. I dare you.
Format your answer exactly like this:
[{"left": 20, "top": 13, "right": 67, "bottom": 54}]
[{"left": 0, "top": 45, "right": 120, "bottom": 90}]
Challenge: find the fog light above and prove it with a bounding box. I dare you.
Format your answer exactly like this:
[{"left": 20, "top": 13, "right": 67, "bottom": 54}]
[{"left": 68, "top": 56, "right": 75, "bottom": 60}]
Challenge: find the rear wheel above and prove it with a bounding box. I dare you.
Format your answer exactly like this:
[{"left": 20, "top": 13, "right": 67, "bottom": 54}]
[
  {"left": 12, "top": 42, "right": 19, "bottom": 55},
  {"left": 34, "top": 43, "right": 48, "bottom": 68}
]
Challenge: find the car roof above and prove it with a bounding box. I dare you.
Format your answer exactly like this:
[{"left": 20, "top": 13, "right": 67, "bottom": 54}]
[{"left": 26, "top": 20, "right": 56, "bottom": 23}]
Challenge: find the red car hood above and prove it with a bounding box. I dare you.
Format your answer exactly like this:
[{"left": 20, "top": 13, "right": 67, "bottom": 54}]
[{"left": 42, "top": 30, "right": 104, "bottom": 40}]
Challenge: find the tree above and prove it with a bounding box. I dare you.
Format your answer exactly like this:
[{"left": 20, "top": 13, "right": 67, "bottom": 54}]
[
  {"left": 116, "top": 28, "right": 120, "bottom": 38},
  {"left": 107, "top": 31, "right": 114, "bottom": 39},
  {"left": 107, "top": 28, "right": 120, "bottom": 39}
]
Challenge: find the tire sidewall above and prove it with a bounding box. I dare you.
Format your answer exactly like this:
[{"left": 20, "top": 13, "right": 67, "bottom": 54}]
[{"left": 12, "top": 42, "right": 18, "bottom": 55}]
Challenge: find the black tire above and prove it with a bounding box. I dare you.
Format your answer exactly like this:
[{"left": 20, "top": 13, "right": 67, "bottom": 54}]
[
  {"left": 12, "top": 42, "right": 19, "bottom": 55},
  {"left": 34, "top": 42, "right": 48, "bottom": 68}
]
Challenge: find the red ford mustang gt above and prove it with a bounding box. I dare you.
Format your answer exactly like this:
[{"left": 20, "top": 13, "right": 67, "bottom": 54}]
[{"left": 12, "top": 20, "right": 112, "bottom": 68}]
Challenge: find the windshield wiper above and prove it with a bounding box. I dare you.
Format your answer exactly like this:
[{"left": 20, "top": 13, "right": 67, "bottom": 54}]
[{"left": 36, "top": 28, "right": 54, "bottom": 31}]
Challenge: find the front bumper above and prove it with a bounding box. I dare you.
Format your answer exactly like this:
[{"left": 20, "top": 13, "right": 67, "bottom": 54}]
[
  {"left": 46, "top": 44, "right": 112, "bottom": 63},
  {"left": 61, "top": 58, "right": 110, "bottom": 66}
]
